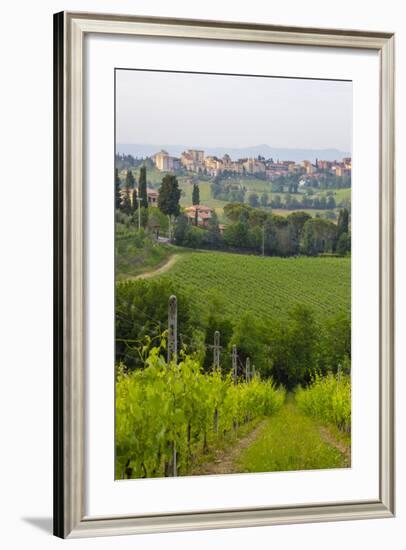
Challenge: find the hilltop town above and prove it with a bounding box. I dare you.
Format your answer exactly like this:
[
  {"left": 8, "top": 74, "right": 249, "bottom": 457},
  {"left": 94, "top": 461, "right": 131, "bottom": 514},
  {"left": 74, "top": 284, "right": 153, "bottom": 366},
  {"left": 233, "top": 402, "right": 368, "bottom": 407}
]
[
  {"left": 150, "top": 148, "right": 351, "bottom": 182},
  {"left": 117, "top": 147, "right": 351, "bottom": 230}
]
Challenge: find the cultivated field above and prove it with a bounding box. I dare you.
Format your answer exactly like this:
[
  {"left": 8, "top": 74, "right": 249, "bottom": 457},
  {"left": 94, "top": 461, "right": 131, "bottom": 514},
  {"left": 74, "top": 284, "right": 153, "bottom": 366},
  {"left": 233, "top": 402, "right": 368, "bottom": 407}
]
[{"left": 154, "top": 249, "right": 350, "bottom": 323}]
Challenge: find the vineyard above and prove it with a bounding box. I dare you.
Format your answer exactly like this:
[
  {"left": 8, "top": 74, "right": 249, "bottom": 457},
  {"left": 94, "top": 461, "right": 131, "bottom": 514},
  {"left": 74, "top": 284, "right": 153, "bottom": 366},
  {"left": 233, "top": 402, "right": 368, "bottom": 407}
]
[
  {"left": 115, "top": 246, "right": 351, "bottom": 478},
  {"left": 296, "top": 372, "right": 351, "bottom": 432},
  {"left": 116, "top": 346, "right": 285, "bottom": 478},
  {"left": 158, "top": 250, "right": 350, "bottom": 323}
]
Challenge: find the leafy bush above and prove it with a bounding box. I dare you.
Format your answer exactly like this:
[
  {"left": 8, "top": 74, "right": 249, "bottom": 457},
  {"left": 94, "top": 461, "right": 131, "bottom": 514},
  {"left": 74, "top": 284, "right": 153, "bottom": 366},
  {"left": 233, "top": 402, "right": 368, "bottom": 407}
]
[{"left": 295, "top": 373, "right": 351, "bottom": 432}]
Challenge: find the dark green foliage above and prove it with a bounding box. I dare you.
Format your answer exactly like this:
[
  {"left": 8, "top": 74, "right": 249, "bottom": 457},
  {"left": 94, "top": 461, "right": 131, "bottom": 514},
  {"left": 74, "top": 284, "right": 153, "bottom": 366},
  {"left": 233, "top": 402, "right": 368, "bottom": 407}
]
[
  {"left": 158, "top": 174, "right": 181, "bottom": 217},
  {"left": 326, "top": 195, "right": 336, "bottom": 209},
  {"left": 230, "top": 313, "right": 272, "bottom": 378},
  {"left": 122, "top": 187, "right": 132, "bottom": 215},
  {"left": 269, "top": 305, "right": 320, "bottom": 389},
  {"left": 115, "top": 168, "right": 122, "bottom": 209},
  {"left": 337, "top": 208, "right": 350, "bottom": 239},
  {"left": 223, "top": 221, "right": 249, "bottom": 249},
  {"left": 125, "top": 169, "right": 135, "bottom": 189},
  {"left": 173, "top": 216, "right": 203, "bottom": 248},
  {"left": 140, "top": 207, "right": 149, "bottom": 228},
  {"left": 139, "top": 166, "right": 148, "bottom": 209},
  {"left": 115, "top": 278, "right": 198, "bottom": 371},
  {"left": 203, "top": 315, "right": 233, "bottom": 372},
  {"left": 211, "top": 179, "right": 246, "bottom": 202},
  {"left": 319, "top": 313, "right": 351, "bottom": 373},
  {"left": 173, "top": 214, "right": 206, "bottom": 248},
  {"left": 178, "top": 200, "right": 346, "bottom": 258},
  {"left": 147, "top": 207, "right": 169, "bottom": 236},
  {"left": 287, "top": 211, "right": 312, "bottom": 254},
  {"left": 248, "top": 192, "right": 260, "bottom": 208},
  {"left": 336, "top": 232, "right": 351, "bottom": 256},
  {"left": 302, "top": 218, "right": 337, "bottom": 256},
  {"left": 248, "top": 208, "right": 267, "bottom": 227},
  {"left": 206, "top": 211, "right": 223, "bottom": 248},
  {"left": 223, "top": 202, "right": 251, "bottom": 223},
  {"left": 260, "top": 191, "right": 269, "bottom": 207},
  {"left": 192, "top": 183, "right": 200, "bottom": 205},
  {"left": 121, "top": 169, "right": 135, "bottom": 215},
  {"left": 174, "top": 214, "right": 190, "bottom": 245},
  {"left": 174, "top": 211, "right": 225, "bottom": 250},
  {"left": 201, "top": 292, "right": 234, "bottom": 372}
]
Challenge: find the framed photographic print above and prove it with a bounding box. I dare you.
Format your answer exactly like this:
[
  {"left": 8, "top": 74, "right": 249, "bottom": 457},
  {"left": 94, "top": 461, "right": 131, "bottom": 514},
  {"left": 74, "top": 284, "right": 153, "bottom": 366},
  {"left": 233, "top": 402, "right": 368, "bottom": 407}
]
[{"left": 54, "top": 12, "right": 395, "bottom": 538}]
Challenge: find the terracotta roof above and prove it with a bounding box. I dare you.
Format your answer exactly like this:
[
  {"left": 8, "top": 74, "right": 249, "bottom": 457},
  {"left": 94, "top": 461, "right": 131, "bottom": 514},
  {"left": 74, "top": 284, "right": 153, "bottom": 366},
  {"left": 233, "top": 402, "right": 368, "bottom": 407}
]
[{"left": 184, "top": 204, "right": 212, "bottom": 212}]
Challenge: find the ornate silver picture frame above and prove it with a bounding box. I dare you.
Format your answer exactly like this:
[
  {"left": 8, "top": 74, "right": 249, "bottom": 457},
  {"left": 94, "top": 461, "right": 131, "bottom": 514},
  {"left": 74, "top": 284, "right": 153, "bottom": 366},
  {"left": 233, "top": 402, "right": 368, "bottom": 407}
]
[{"left": 54, "top": 11, "right": 395, "bottom": 538}]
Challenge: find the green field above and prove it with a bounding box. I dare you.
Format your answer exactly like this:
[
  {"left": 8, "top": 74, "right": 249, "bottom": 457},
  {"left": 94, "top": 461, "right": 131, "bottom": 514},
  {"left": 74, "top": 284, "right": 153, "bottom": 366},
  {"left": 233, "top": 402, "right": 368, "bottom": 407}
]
[
  {"left": 119, "top": 167, "right": 350, "bottom": 223},
  {"left": 318, "top": 187, "right": 351, "bottom": 202},
  {"left": 271, "top": 208, "right": 332, "bottom": 218},
  {"left": 154, "top": 249, "right": 350, "bottom": 323},
  {"left": 119, "top": 165, "right": 169, "bottom": 186},
  {"left": 298, "top": 187, "right": 351, "bottom": 204},
  {"left": 178, "top": 180, "right": 229, "bottom": 222}
]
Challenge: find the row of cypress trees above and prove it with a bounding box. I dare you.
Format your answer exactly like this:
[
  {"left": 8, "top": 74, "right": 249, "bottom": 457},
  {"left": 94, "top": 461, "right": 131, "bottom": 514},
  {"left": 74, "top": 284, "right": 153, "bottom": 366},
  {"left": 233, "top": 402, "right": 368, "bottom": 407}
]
[{"left": 115, "top": 166, "right": 149, "bottom": 214}]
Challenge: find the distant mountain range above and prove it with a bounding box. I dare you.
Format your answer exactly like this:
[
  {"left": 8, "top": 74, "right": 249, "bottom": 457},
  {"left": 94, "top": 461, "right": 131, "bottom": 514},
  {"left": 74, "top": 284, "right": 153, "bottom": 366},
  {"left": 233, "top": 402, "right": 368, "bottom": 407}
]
[{"left": 116, "top": 143, "right": 351, "bottom": 163}]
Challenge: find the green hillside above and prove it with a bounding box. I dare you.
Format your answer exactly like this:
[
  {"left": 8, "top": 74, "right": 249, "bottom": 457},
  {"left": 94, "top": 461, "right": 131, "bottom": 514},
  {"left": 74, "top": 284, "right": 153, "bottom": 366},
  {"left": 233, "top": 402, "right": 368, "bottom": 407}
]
[{"left": 156, "top": 250, "right": 350, "bottom": 323}]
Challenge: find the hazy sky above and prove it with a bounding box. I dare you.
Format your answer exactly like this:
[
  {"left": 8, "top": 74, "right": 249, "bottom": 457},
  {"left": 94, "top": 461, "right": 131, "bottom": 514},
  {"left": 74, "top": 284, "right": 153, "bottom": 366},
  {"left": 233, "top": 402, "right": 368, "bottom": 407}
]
[{"left": 116, "top": 69, "right": 352, "bottom": 151}]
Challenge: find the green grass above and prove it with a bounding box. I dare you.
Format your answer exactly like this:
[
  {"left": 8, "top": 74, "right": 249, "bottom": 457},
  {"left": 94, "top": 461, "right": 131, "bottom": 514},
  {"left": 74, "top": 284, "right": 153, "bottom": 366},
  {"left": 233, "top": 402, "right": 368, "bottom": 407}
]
[
  {"left": 319, "top": 188, "right": 351, "bottom": 203},
  {"left": 179, "top": 180, "right": 229, "bottom": 222},
  {"left": 298, "top": 187, "right": 351, "bottom": 204},
  {"left": 158, "top": 249, "right": 350, "bottom": 323},
  {"left": 115, "top": 229, "right": 176, "bottom": 280},
  {"left": 237, "top": 399, "right": 346, "bottom": 472},
  {"left": 271, "top": 208, "right": 334, "bottom": 218},
  {"left": 240, "top": 177, "right": 273, "bottom": 194},
  {"left": 119, "top": 166, "right": 170, "bottom": 186}
]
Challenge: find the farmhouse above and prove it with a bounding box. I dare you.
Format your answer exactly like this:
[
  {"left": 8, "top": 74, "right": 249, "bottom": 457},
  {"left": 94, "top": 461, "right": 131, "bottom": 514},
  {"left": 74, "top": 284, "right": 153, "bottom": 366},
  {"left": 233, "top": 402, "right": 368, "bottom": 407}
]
[
  {"left": 147, "top": 188, "right": 159, "bottom": 206},
  {"left": 184, "top": 205, "right": 213, "bottom": 228}
]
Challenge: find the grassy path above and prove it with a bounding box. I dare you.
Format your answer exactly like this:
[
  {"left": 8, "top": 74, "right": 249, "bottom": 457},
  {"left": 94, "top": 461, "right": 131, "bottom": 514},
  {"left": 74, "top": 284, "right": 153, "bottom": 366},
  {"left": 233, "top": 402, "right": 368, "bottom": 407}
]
[
  {"left": 119, "top": 253, "right": 181, "bottom": 281},
  {"left": 133, "top": 253, "right": 180, "bottom": 279},
  {"left": 237, "top": 399, "right": 348, "bottom": 473},
  {"left": 194, "top": 398, "right": 349, "bottom": 475}
]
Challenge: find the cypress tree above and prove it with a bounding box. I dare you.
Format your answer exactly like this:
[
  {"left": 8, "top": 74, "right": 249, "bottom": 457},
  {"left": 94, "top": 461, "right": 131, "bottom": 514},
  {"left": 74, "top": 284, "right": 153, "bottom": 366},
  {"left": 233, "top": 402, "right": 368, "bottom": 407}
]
[
  {"left": 337, "top": 208, "right": 349, "bottom": 238},
  {"left": 115, "top": 168, "right": 122, "bottom": 209},
  {"left": 157, "top": 174, "right": 181, "bottom": 217},
  {"left": 139, "top": 166, "right": 148, "bottom": 209},
  {"left": 125, "top": 169, "right": 135, "bottom": 189},
  {"left": 122, "top": 186, "right": 132, "bottom": 215},
  {"left": 192, "top": 183, "right": 200, "bottom": 205}
]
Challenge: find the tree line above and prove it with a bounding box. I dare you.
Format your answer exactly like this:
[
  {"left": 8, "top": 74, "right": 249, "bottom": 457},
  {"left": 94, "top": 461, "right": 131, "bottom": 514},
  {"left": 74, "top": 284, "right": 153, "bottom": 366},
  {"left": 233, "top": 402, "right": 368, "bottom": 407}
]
[
  {"left": 116, "top": 167, "right": 350, "bottom": 257},
  {"left": 116, "top": 278, "right": 350, "bottom": 390},
  {"left": 175, "top": 203, "right": 351, "bottom": 257},
  {"left": 248, "top": 191, "right": 339, "bottom": 211}
]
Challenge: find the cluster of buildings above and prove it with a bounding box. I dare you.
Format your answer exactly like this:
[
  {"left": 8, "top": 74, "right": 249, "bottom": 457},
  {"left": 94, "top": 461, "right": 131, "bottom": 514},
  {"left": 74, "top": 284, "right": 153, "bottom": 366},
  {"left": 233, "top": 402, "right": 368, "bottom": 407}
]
[
  {"left": 183, "top": 204, "right": 225, "bottom": 232},
  {"left": 151, "top": 149, "right": 351, "bottom": 181},
  {"left": 119, "top": 187, "right": 159, "bottom": 206}
]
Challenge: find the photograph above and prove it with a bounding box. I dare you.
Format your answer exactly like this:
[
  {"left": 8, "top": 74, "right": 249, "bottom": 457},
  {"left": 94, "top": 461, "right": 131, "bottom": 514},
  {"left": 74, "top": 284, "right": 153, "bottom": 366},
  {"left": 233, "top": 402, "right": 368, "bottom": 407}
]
[{"left": 114, "top": 69, "right": 352, "bottom": 480}]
